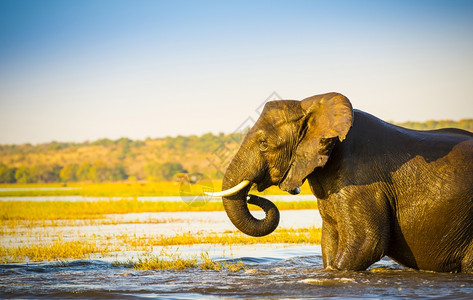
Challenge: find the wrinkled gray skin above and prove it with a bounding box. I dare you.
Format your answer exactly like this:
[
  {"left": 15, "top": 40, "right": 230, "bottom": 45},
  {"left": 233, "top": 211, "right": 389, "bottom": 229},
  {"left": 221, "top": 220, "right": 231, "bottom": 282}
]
[{"left": 222, "top": 92, "right": 473, "bottom": 272}]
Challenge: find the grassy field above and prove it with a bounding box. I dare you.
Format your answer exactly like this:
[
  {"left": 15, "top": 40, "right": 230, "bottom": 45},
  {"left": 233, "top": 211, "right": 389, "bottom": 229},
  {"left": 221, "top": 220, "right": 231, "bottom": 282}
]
[
  {"left": 0, "top": 227, "right": 322, "bottom": 264},
  {"left": 0, "top": 199, "right": 317, "bottom": 224},
  {"left": 0, "top": 182, "right": 319, "bottom": 269},
  {"left": 0, "top": 180, "right": 313, "bottom": 197}
]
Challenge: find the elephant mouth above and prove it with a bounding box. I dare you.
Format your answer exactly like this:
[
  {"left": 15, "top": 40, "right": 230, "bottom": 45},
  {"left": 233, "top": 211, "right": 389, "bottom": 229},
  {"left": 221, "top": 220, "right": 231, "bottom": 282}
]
[
  {"left": 287, "top": 186, "right": 301, "bottom": 195},
  {"left": 258, "top": 179, "right": 300, "bottom": 195},
  {"left": 278, "top": 161, "right": 301, "bottom": 195},
  {"left": 206, "top": 174, "right": 301, "bottom": 198},
  {"left": 256, "top": 181, "right": 270, "bottom": 192}
]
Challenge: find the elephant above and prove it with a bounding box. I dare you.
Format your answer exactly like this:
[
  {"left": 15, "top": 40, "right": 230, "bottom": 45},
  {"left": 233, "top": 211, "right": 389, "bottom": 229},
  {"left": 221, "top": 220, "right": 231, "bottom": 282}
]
[{"left": 209, "top": 92, "right": 473, "bottom": 273}]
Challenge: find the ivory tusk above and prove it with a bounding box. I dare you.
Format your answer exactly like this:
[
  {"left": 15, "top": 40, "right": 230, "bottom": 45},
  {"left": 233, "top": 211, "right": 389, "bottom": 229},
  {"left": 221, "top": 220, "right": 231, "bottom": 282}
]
[{"left": 205, "top": 180, "right": 251, "bottom": 197}]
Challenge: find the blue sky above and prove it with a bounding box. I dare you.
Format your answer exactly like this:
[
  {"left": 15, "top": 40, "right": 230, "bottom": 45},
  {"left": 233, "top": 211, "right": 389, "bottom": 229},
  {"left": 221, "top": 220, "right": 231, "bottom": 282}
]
[{"left": 1, "top": 0, "right": 472, "bottom": 144}]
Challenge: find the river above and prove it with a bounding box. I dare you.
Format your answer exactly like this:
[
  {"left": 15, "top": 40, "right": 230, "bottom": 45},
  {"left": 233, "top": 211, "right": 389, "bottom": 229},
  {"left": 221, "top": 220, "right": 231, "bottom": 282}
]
[
  {"left": 3, "top": 244, "right": 473, "bottom": 299},
  {"left": 1, "top": 195, "right": 473, "bottom": 298}
]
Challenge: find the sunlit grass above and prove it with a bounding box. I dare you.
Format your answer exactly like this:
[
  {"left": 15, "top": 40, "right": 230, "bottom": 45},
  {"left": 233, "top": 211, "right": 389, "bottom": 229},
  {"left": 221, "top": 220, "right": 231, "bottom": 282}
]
[
  {"left": 0, "top": 216, "right": 182, "bottom": 236},
  {"left": 0, "top": 182, "right": 206, "bottom": 197},
  {"left": 0, "top": 240, "right": 107, "bottom": 263},
  {"left": 0, "top": 181, "right": 313, "bottom": 197},
  {"left": 121, "top": 227, "right": 322, "bottom": 249},
  {"left": 0, "top": 227, "right": 322, "bottom": 264},
  {"left": 0, "top": 199, "right": 317, "bottom": 222},
  {"left": 114, "top": 251, "right": 247, "bottom": 272}
]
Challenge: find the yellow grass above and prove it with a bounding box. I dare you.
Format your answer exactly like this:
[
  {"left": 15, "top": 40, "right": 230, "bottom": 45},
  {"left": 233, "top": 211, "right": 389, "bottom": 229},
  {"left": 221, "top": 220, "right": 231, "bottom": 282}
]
[
  {"left": 132, "top": 252, "right": 198, "bottom": 270},
  {"left": 121, "top": 227, "right": 322, "bottom": 249},
  {"left": 0, "top": 199, "right": 317, "bottom": 223},
  {"left": 0, "top": 181, "right": 320, "bottom": 267},
  {"left": 127, "top": 251, "right": 247, "bottom": 271},
  {"left": 0, "top": 180, "right": 313, "bottom": 197},
  {"left": 0, "top": 240, "right": 106, "bottom": 263},
  {"left": 0, "top": 227, "right": 322, "bottom": 264}
]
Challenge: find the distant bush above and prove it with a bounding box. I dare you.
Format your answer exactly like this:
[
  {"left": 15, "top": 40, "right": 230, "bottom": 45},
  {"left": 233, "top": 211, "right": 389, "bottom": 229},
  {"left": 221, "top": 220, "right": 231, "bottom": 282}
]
[
  {"left": 0, "top": 164, "right": 16, "bottom": 183},
  {"left": 15, "top": 167, "right": 33, "bottom": 183},
  {"left": 1, "top": 162, "right": 129, "bottom": 184},
  {"left": 394, "top": 119, "right": 473, "bottom": 132},
  {"left": 145, "top": 162, "right": 186, "bottom": 181},
  {"left": 60, "top": 164, "right": 78, "bottom": 182}
]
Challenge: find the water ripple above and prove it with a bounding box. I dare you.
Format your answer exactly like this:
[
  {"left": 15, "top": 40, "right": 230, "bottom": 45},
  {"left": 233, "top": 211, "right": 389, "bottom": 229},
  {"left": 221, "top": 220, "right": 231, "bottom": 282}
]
[{"left": 2, "top": 245, "right": 473, "bottom": 299}]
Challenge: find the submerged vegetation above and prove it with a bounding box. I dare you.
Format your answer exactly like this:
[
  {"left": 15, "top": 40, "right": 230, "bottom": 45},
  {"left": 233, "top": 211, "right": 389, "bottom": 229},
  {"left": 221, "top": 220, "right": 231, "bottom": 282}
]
[
  {"left": 0, "top": 241, "right": 105, "bottom": 263},
  {"left": 0, "top": 241, "right": 247, "bottom": 271},
  {"left": 125, "top": 251, "right": 247, "bottom": 271}
]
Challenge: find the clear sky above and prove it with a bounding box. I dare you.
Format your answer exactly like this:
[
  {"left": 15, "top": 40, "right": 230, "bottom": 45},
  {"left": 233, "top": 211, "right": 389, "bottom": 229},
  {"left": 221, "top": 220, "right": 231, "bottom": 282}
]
[{"left": 1, "top": 0, "right": 472, "bottom": 145}]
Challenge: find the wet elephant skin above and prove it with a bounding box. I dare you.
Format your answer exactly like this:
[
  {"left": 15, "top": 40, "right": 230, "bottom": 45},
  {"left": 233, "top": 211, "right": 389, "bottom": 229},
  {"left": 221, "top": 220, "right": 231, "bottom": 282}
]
[{"left": 220, "top": 92, "right": 473, "bottom": 272}]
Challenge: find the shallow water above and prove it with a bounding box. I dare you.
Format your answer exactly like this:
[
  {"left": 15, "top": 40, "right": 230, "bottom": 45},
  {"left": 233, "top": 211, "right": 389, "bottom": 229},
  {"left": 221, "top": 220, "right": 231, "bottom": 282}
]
[
  {"left": 0, "top": 209, "right": 322, "bottom": 248},
  {"left": 2, "top": 244, "right": 473, "bottom": 299},
  {"left": 2, "top": 195, "right": 473, "bottom": 299}
]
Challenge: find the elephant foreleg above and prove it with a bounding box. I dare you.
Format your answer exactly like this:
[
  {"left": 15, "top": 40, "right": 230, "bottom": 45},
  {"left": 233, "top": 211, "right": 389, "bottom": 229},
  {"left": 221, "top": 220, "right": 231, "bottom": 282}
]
[
  {"left": 321, "top": 221, "right": 386, "bottom": 271},
  {"left": 461, "top": 242, "right": 473, "bottom": 273},
  {"left": 333, "top": 209, "right": 391, "bottom": 271},
  {"left": 321, "top": 223, "right": 339, "bottom": 269},
  {"left": 333, "top": 231, "right": 388, "bottom": 271},
  {"left": 330, "top": 201, "right": 390, "bottom": 271}
]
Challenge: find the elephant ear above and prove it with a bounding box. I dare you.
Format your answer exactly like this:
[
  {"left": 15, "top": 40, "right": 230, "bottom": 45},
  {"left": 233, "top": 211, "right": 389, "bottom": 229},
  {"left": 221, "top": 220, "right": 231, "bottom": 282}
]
[{"left": 279, "top": 93, "right": 353, "bottom": 193}]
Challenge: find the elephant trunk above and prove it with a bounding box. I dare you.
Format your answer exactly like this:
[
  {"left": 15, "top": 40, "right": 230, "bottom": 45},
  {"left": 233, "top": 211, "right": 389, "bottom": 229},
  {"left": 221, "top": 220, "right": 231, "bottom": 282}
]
[{"left": 221, "top": 165, "right": 280, "bottom": 237}]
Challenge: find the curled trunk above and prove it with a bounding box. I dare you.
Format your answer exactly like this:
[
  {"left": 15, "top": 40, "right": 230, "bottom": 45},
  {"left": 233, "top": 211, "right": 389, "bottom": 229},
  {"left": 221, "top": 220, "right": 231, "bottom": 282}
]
[{"left": 222, "top": 178, "right": 280, "bottom": 237}]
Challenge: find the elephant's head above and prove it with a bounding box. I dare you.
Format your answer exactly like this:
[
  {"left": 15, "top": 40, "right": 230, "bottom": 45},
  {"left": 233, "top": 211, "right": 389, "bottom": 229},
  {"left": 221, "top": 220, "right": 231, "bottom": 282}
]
[{"left": 213, "top": 92, "right": 353, "bottom": 237}]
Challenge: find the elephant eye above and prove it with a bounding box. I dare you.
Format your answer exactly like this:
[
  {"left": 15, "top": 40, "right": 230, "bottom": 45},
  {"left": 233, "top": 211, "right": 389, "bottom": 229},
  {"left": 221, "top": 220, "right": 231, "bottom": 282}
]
[{"left": 259, "top": 139, "right": 268, "bottom": 151}]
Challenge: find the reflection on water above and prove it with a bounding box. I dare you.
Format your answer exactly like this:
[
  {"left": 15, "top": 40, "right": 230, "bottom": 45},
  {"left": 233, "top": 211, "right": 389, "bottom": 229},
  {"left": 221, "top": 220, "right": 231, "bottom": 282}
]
[{"left": 2, "top": 244, "right": 473, "bottom": 299}]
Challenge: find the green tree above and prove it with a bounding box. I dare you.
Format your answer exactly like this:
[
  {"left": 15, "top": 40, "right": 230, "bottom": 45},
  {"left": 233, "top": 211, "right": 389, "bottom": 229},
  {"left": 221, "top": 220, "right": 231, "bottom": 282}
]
[
  {"left": 0, "top": 164, "right": 16, "bottom": 183},
  {"left": 160, "top": 162, "right": 186, "bottom": 180},
  {"left": 60, "top": 164, "right": 79, "bottom": 182},
  {"left": 88, "top": 161, "right": 109, "bottom": 183},
  {"left": 144, "top": 162, "right": 186, "bottom": 181},
  {"left": 76, "top": 162, "right": 92, "bottom": 182},
  {"left": 110, "top": 164, "right": 128, "bottom": 181},
  {"left": 29, "top": 165, "right": 62, "bottom": 183},
  {"left": 144, "top": 162, "right": 162, "bottom": 181},
  {"left": 15, "top": 167, "right": 33, "bottom": 183}
]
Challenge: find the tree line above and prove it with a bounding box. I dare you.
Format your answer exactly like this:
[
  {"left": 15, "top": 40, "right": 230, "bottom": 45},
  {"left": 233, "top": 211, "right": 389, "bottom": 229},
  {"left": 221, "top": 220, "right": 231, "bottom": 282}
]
[
  {"left": 395, "top": 119, "right": 473, "bottom": 132},
  {"left": 0, "top": 119, "right": 472, "bottom": 184},
  {"left": 0, "top": 161, "right": 186, "bottom": 184}
]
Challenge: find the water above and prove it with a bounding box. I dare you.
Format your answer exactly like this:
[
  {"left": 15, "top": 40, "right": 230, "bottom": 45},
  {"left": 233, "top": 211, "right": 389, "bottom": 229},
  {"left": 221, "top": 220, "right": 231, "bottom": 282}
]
[
  {"left": 2, "top": 244, "right": 473, "bottom": 299},
  {"left": 0, "top": 210, "right": 321, "bottom": 247},
  {"left": 2, "top": 195, "right": 473, "bottom": 298}
]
